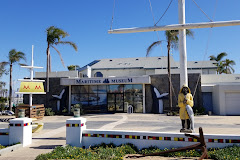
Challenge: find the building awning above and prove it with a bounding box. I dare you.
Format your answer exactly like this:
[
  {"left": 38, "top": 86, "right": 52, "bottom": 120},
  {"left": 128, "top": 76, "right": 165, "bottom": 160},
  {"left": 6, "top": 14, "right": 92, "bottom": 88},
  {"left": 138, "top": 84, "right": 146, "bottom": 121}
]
[{"left": 61, "top": 76, "right": 151, "bottom": 85}]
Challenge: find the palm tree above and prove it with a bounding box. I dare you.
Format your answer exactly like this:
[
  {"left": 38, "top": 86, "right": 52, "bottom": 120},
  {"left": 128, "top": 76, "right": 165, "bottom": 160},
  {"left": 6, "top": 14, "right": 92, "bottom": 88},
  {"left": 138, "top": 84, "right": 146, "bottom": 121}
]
[
  {"left": 222, "top": 59, "right": 235, "bottom": 74},
  {"left": 6, "top": 49, "right": 26, "bottom": 111},
  {"left": 146, "top": 29, "right": 194, "bottom": 112},
  {"left": 46, "top": 26, "right": 78, "bottom": 92},
  {"left": 67, "top": 65, "right": 80, "bottom": 71},
  {"left": 0, "top": 62, "right": 8, "bottom": 78},
  {"left": 209, "top": 52, "right": 227, "bottom": 74}
]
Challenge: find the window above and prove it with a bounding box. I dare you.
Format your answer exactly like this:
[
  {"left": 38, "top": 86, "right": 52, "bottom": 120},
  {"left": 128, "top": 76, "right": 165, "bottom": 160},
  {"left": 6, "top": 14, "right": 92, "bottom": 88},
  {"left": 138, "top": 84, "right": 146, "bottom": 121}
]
[
  {"left": 71, "top": 85, "right": 107, "bottom": 107},
  {"left": 94, "top": 72, "right": 103, "bottom": 77}
]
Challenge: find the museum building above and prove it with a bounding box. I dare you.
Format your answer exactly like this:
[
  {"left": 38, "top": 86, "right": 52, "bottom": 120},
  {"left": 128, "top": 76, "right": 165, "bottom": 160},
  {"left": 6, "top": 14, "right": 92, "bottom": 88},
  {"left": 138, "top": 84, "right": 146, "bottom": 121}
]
[{"left": 30, "top": 56, "right": 221, "bottom": 114}]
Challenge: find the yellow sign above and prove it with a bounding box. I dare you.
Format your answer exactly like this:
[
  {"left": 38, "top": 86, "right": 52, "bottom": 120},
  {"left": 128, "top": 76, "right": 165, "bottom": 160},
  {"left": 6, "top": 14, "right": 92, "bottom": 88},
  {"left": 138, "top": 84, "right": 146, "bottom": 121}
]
[{"left": 19, "top": 82, "right": 45, "bottom": 93}]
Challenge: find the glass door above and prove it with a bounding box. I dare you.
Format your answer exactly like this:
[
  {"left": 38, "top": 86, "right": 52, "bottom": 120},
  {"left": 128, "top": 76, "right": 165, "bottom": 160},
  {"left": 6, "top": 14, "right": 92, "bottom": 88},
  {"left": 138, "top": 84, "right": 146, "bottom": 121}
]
[
  {"left": 115, "top": 93, "right": 124, "bottom": 112},
  {"left": 107, "top": 93, "right": 124, "bottom": 112}
]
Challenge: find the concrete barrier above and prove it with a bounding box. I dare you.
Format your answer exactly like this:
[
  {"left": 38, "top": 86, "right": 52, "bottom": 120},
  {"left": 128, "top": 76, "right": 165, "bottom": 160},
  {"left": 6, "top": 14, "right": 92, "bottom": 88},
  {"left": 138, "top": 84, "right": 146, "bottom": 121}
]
[
  {"left": 0, "top": 118, "right": 32, "bottom": 147},
  {"left": 66, "top": 117, "right": 86, "bottom": 147},
  {"left": 66, "top": 117, "right": 240, "bottom": 149}
]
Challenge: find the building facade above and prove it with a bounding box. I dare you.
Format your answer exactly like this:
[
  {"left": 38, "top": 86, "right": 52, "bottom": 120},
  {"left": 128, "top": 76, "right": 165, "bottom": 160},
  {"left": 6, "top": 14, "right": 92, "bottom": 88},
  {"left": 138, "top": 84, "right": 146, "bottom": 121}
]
[{"left": 29, "top": 56, "right": 219, "bottom": 114}]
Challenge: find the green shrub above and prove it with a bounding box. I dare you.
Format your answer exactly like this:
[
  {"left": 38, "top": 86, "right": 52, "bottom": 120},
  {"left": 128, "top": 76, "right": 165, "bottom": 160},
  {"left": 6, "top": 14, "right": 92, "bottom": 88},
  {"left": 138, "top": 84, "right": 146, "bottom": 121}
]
[
  {"left": 36, "top": 143, "right": 137, "bottom": 160},
  {"left": 0, "top": 103, "right": 5, "bottom": 111},
  {"left": 45, "top": 108, "right": 55, "bottom": 116},
  {"left": 35, "top": 143, "right": 240, "bottom": 160},
  {"left": 193, "top": 107, "right": 206, "bottom": 115},
  {"left": 0, "top": 144, "right": 6, "bottom": 150},
  {"left": 208, "top": 145, "right": 240, "bottom": 160},
  {"left": 0, "top": 97, "right": 7, "bottom": 103},
  {"left": 62, "top": 107, "right": 68, "bottom": 113},
  {"left": 72, "top": 103, "right": 85, "bottom": 115}
]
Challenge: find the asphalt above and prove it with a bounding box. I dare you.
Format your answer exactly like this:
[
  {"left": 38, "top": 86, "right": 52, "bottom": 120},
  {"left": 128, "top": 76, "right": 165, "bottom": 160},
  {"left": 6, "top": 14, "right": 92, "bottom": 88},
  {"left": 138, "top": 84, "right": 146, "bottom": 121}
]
[{"left": 0, "top": 114, "right": 239, "bottom": 160}]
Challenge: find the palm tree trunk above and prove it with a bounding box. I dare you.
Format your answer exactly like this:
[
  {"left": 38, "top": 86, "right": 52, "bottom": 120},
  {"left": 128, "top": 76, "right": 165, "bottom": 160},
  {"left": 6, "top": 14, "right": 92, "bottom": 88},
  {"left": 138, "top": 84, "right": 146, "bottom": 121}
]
[
  {"left": 9, "top": 64, "right": 12, "bottom": 111},
  {"left": 46, "top": 45, "right": 50, "bottom": 92},
  {"left": 167, "top": 42, "right": 172, "bottom": 112}
]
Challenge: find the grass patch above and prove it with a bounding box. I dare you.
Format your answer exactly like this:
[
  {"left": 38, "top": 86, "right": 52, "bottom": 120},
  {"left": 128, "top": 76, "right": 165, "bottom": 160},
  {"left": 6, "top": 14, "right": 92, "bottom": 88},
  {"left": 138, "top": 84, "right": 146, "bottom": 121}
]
[
  {"left": 0, "top": 144, "right": 6, "bottom": 150},
  {"left": 35, "top": 143, "right": 240, "bottom": 160}
]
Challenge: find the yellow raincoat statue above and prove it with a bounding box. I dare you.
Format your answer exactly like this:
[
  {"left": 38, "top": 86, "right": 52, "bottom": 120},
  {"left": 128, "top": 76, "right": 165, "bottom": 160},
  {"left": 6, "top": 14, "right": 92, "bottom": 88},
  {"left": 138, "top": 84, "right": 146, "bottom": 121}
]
[{"left": 178, "top": 85, "right": 194, "bottom": 130}]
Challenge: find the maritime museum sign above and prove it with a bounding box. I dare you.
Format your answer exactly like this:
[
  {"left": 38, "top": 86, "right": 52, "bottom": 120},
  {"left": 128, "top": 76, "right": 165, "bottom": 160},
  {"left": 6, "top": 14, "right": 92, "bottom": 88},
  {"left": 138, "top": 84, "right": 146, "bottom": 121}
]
[{"left": 61, "top": 76, "right": 151, "bottom": 85}]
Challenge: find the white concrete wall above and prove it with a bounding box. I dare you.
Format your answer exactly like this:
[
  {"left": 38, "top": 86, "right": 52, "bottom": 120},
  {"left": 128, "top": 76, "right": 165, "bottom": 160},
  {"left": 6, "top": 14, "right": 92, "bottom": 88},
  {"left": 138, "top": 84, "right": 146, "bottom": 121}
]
[
  {"left": 155, "top": 69, "right": 202, "bottom": 74},
  {"left": 35, "top": 71, "right": 79, "bottom": 78},
  {"left": 0, "top": 118, "right": 32, "bottom": 147},
  {"left": 92, "top": 69, "right": 146, "bottom": 77},
  {"left": 202, "top": 74, "right": 240, "bottom": 84},
  {"left": 145, "top": 69, "right": 155, "bottom": 75},
  {"left": 9, "top": 118, "right": 32, "bottom": 147},
  {"left": 212, "top": 84, "right": 240, "bottom": 115},
  {"left": 82, "top": 129, "right": 240, "bottom": 149},
  {"left": 66, "top": 118, "right": 87, "bottom": 147},
  {"left": 66, "top": 118, "right": 240, "bottom": 150}
]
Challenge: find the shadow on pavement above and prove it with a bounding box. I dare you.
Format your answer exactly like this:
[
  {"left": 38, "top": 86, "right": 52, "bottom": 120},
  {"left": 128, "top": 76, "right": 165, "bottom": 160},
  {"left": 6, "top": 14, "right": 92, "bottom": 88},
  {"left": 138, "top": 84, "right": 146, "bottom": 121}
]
[
  {"left": 32, "top": 137, "right": 66, "bottom": 140},
  {"left": 30, "top": 145, "right": 62, "bottom": 149}
]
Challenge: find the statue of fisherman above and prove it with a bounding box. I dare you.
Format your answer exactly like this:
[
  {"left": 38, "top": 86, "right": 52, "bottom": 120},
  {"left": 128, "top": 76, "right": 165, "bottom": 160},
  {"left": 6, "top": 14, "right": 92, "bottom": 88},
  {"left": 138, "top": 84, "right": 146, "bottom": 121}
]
[{"left": 178, "top": 85, "right": 194, "bottom": 133}]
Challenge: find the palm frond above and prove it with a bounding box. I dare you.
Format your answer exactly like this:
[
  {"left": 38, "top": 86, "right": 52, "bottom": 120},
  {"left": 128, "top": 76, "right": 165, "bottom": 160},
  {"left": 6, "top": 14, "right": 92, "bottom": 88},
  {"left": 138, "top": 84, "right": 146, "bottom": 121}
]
[
  {"left": 55, "top": 41, "right": 78, "bottom": 52},
  {"left": 8, "top": 49, "right": 26, "bottom": 64},
  {"left": 50, "top": 45, "right": 65, "bottom": 68},
  {"left": 18, "top": 63, "right": 27, "bottom": 66},
  {"left": 0, "top": 62, "right": 9, "bottom": 66},
  {"left": 186, "top": 29, "right": 194, "bottom": 39},
  {"left": 47, "top": 26, "right": 69, "bottom": 44},
  {"left": 216, "top": 52, "right": 227, "bottom": 61},
  {"left": 209, "top": 55, "right": 217, "bottom": 61},
  {"left": 146, "top": 41, "right": 162, "bottom": 56}
]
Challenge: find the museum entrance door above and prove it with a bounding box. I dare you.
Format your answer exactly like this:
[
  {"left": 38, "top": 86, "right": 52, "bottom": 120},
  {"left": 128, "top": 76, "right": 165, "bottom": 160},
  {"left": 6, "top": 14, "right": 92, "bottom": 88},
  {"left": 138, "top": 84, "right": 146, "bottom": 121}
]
[{"left": 107, "top": 93, "right": 124, "bottom": 112}]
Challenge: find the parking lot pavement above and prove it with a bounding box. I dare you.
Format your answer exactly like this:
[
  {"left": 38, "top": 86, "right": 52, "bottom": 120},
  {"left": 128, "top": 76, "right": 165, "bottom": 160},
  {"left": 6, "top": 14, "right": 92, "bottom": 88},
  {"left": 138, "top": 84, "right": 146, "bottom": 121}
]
[{"left": 84, "top": 113, "right": 240, "bottom": 134}]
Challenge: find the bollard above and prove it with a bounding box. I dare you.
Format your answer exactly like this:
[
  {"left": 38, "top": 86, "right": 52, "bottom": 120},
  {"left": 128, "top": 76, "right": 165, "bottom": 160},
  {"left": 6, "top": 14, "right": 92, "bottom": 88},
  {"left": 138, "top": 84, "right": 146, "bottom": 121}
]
[
  {"left": 127, "top": 105, "right": 133, "bottom": 114},
  {"left": 66, "top": 117, "right": 86, "bottom": 147},
  {"left": 9, "top": 118, "right": 32, "bottom": 147},
  {"left": 18, "top": 109, "right": 25, "bottom": 118}
]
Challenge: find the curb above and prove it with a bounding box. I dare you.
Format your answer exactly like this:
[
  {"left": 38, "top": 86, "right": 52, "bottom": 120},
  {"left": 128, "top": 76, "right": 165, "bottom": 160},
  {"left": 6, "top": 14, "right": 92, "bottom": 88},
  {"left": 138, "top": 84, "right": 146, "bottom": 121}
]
[{"left": 0, "top": 144, "right": 23, "bottom": 156}]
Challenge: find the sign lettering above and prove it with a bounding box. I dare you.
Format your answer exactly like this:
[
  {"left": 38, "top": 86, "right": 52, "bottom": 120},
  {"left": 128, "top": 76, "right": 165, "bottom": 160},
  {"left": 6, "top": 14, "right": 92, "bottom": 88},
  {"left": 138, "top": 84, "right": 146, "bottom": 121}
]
[
  {"left": 19, "top": 82, "right": 45, "bottom": 93},
  {"left": 23, "top": 85, "right": 30, "bottom": 89},
  {"left": 76, "top": 78, "right": 133, "bottom": 84}
]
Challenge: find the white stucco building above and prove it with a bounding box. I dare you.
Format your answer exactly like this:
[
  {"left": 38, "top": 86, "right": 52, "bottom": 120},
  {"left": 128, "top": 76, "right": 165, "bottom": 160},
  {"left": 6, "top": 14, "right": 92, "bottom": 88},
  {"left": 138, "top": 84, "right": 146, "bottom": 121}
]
[{"left": 35, "top": 56, "right": 240, "bottom": 115}]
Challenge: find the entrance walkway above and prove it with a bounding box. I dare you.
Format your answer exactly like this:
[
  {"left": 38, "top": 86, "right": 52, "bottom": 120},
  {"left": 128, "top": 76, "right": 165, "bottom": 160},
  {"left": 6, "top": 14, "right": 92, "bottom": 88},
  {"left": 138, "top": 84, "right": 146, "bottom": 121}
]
[{"left": 0, "top": 114, "right": 239, "bottom": 159}]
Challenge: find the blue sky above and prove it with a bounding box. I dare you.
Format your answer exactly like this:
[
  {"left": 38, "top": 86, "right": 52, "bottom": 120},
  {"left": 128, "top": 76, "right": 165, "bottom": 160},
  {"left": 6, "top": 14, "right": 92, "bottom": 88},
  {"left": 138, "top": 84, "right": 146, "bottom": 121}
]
[{"left": 0, "top": 0, "right": 240, "bottom": 90}]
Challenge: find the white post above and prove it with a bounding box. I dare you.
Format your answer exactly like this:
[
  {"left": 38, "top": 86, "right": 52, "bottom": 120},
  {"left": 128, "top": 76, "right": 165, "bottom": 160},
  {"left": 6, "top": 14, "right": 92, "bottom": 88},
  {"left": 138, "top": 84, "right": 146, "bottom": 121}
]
[
  {"left": 29, "top": 45, "right": 34, "bottom": 107},
  {"left": 29, "top": 93, "right": 32, "bottom": 107},
  {"left": 68, "top": 85, "right": 71, "bottom": 114},
  {"left": 66, "top": 117, "right": 86, "bottom": 147},
  {"left": 178, "top": 0, "right": 188, "bottom": 87},
  {"left": 9, "top": 118, "right": 32, "bottom": 147},
  {"left": 30, "top": 45, "right": 34, "bottom": 81},
  {"left": 143, "top": 84, "right": 146, "bottom": 113}
]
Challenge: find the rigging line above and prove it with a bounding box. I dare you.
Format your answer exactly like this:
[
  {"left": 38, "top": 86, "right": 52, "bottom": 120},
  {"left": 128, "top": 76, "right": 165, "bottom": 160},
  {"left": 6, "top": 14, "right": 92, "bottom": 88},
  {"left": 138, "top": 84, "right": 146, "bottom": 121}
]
[
  {"left": 148, "top": 0, "right": 162, "bottom": 55},
  {"left": 148, "top": 0, "right": 157, "bottom": 25},
  {"left": 110, "top": 0, "right": 116, "bottom": 30},
  {"left": 192, "top": 0, "right": 218, "bottom": 98},
  {"left": 192, "top": 0, "right": 213, "bottom": 22},
  {"left": 155, "top": 0, "right": 173, "bottom": 26},
  {"left": 148, "top": 0, "right": 160, "bottom": 40},
  {"left": 169, "top": 74, "right": 178, "bottom": 102}
]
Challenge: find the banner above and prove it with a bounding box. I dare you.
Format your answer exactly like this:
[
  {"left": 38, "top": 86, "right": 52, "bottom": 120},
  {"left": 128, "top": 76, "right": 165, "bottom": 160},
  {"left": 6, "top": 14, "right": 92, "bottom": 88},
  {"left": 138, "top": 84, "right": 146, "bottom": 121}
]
[{"left": 19, "top": 82, "right": 45, "bottom": 93}]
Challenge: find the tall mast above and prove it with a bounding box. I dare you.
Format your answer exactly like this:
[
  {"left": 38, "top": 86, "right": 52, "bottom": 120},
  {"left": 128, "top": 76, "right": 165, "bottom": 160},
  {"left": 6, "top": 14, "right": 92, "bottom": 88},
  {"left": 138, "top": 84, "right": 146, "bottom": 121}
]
[{"left": 178, "top": 0, "right": 187, "bottom": 86}]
